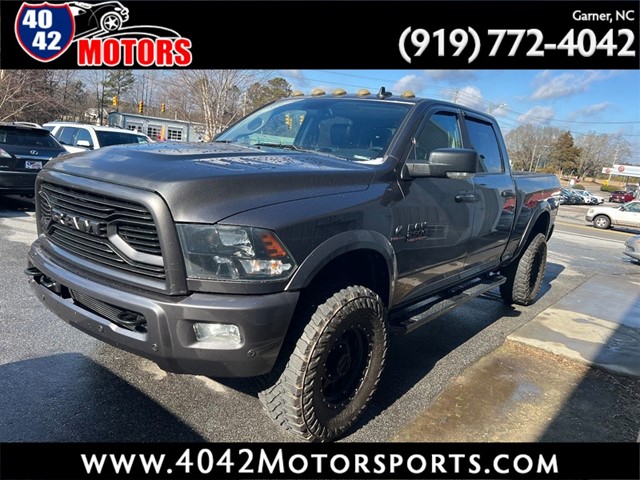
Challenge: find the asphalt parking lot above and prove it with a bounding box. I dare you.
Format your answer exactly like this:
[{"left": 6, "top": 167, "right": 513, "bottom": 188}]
[{"left": 1, "top": 194, "right": 639, "bottom": 443}]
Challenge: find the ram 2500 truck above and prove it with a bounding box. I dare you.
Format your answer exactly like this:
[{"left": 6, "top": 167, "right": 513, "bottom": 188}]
[{"left": 26, "top": 88, "right": 560, "bottom": 442}]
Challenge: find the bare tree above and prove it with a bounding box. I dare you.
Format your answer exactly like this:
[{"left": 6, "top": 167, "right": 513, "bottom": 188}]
[
  {"left": 178, "top": 70, "right": 268, "bottom": 140},
  {"left": 0, "top": 70, "right": 30, "bottom": 121},
  {"left": 50, "top": 70, "right": 87, "bottom": 121},
  {"left": 0, "top": 70, "right": 81, "bottom": 123},
  {"left": 505, "top": 124, "right": 561, "bottom": 171},
  {"left": 81, "top": 70, "right": 109, "bottom": 124},
  {"left": 575, "top": 133, "right": 632, "bottom": 180}
]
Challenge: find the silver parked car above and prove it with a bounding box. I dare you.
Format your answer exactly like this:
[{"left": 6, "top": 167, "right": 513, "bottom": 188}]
[
  {"left": 573, "top": 189, "right": 605, "bottom": 204},
  {"left": 624, "top": 234, "right": 640, "bottom": 262}
]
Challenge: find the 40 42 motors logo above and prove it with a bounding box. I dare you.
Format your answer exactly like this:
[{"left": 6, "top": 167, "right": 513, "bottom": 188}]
[{"left": 15, "top": 1, "right": 192, "bottom": 66}]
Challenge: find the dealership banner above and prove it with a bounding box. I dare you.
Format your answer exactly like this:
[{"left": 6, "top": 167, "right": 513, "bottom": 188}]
[
  {"left": 602, "top": 164, "right": 640, "bottom": 176},
  {"left": 1, "top": 442, "right": 640, "bottom": 479},
  {"left": 0, "top": 1, "right": 639, "bottom": 69}
]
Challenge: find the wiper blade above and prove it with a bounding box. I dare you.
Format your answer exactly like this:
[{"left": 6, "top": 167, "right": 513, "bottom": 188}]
[{"left": 252, "top": 142, "right": 300, "bottom": 151}]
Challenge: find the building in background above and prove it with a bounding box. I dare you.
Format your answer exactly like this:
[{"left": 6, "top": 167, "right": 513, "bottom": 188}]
[{"left": 108, "top": 112, "right": 206, "bottom": 142}]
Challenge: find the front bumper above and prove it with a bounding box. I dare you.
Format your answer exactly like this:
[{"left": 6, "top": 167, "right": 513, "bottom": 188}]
[
  {"left": 27, "top": 239, "right": 300, "bottom": 377},
  {"left": 624, "top": 244, "right": 640, "bottom": 261}
]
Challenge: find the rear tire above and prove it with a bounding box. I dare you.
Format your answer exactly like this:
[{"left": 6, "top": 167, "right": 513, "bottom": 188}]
[
  {"left": 500, "top": 233, "right": 548, "bottom": 306},
  {"left": 258, "top": 286, "right": 388, "bottom": 442}
]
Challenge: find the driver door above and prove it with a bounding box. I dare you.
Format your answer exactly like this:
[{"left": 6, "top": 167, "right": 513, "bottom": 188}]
[{"left": 391, "top": 107, "right": 475, "bottom": 306}]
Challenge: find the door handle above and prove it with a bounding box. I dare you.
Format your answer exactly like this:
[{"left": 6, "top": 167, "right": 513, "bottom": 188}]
[
  {"left": 455, "top": 193, "right": 478, "bottom": 203},
  {"left": 501, "top": 190, "right": 516, "bottom": 198}
]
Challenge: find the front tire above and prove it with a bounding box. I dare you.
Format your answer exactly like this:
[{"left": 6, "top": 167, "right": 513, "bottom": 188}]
[
  {"left": 593, "top": 215, "right": 611, "bottom": 229},
  {"left": 500, "top": 233, "right": 548, "bottom": 306},
  {"left": 259, "top": 286, "right": 388, "bottom": 442}
]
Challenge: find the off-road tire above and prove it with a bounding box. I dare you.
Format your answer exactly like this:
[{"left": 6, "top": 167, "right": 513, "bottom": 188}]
[
  {"left": 593, "top": 215, "right": 611, "bottom": 229},
  {"left": 500, "top": 233, "right": 548, "bottom": 306},
  {"left": 258, "top": 286, "right": 388, "bottom": 442}
]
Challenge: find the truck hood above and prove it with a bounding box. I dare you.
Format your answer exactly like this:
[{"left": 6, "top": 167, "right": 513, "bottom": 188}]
[{"left": 45, "top": 142, "right": 376, "bottom": 223}]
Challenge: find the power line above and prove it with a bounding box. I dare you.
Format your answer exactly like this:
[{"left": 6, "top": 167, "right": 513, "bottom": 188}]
[{"left": 303, "top": 70, "right": 640, "bottom": 126}]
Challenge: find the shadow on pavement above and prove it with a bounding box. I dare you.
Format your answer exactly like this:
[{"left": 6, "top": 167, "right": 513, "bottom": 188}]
[
  {"left": 0, "top": 353, "right": 204, "bottom": 442},
  {"left": 0, "top": 195, "right": 35, "bottom": 217}
]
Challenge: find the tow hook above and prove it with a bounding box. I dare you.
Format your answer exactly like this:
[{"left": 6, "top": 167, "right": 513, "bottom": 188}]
[{"left": 25, "top": 267, "right": 61, "bottom": 294}]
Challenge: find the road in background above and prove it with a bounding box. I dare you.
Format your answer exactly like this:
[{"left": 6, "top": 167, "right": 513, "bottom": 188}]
[{"left": 1, "top": 196, "right": 638, "bottom": 442}]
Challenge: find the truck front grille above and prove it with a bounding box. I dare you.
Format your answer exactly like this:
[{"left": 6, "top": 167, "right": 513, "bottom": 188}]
[{"left": 39, "top": 182, "right": 165, "bottom": 280}]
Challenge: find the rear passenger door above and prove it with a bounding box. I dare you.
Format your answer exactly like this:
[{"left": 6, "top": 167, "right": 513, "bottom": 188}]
[{"left": 463, "top": 114, "right": 516, "bottom": 273}]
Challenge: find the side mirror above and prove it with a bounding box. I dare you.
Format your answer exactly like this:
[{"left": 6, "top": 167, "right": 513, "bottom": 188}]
[
  {"left": 76, "top": 140, "right": 93, "bottom": 149},
  {"left": 406, "top": 148, "right": 477, "bottom": 178}
]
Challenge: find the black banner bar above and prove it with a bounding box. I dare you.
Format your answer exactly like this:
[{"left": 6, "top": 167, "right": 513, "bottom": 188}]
[
  {"left": 1, "top": 442, "right": 639, "bottom": 479},
  {"left": 1, "top": 1, "right": 639, "bottom": 69}
]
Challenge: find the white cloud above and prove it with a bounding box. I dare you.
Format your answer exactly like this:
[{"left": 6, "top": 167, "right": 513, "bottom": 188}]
[
  {"left": 391, "top": 74, "right": 424, "bottom": 94},
  {"left": 426, "top": 70, "right": 476, "bottom": 82},
  {"left": 517, "top": 106, "right": 555, "bottom": 125},
  {"left": 530, "top": 70, "right": 616, "bottom": 100},
  {"left": 280, "top": 70, "right": 308, "bottom": 88},
  {"left": 569, "top": 102, "right": 612, "bottom": 120},
  {"left": 490, "top": 104, "right": 509, "bottom": 116},
  {"left": 448, "top": 85, "right": 485, "bottom": 110}
]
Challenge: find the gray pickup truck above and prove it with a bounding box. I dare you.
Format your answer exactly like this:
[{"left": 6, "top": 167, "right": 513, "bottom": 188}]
[{"left": 26, "top": 88, "right": 560, "bottom": 442}]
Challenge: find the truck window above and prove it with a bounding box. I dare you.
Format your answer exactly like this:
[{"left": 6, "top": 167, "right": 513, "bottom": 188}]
[
  {"left": 465, "top": 118, "right": 504, "bottom": 173},
  {"left": 57, "top": 127, "right": 79, "bottom": 146},
  {"left": 412, "top": 112, "right": 462, "bottom": 162}
]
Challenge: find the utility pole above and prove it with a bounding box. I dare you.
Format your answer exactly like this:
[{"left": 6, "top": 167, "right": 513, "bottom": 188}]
[
  {"left": 608, "top": 144, "right": 620, "bottom": 184},
  {"left": 529, "top": 144, "right": 548, "bottom": 172}
]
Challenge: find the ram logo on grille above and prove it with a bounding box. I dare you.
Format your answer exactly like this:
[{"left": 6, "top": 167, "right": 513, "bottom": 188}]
[{"left": 50, "top": 208, "right": 102, "bottom": 235}]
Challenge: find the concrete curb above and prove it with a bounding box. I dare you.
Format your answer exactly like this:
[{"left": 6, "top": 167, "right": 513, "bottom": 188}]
[{"left": 509, "top": 274, "right": 640, "bottom": 378}]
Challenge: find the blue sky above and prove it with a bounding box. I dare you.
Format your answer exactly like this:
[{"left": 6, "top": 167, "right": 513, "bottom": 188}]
[{"left": 278, "top": 70, "right": 640, "bottom": 162}]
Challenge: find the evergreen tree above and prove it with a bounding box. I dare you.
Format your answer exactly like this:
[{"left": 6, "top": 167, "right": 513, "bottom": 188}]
[
  {"left": 245, "top": 77, "right": 292, "bottom": 113},
  {"left": 550, "top": 131, "right": 582, "bottom": 176}
]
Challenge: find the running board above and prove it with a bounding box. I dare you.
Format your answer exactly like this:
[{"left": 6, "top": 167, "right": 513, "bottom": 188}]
[{"left": 390, "top": 275, "right": 506, "bottom": 335}]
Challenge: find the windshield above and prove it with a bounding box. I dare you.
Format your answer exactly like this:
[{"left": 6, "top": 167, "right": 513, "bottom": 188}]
[
  {"left": 0, "top": 127, "right": 61, "bottom": 148},
  {"left": 216, "top": 97, "right": 413, "bottom": 162}
]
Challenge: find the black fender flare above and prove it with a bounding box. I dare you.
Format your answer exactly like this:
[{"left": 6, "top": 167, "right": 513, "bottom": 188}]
[
  {"left": 512, "top": 200, "right": 553, "bottom": 261},
  {"left": 285, "top": 230, "right": 397, "bottom": 302}
]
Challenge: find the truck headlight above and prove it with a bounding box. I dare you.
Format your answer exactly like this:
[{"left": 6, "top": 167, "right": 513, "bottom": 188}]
[{"left": 176, "top": 224, "right": 297, "bottom": 281}]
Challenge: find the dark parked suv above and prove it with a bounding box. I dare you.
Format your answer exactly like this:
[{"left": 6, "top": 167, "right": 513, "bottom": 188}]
[{"left": 0, "top": 123, "right": 67, "bottom": 196}]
